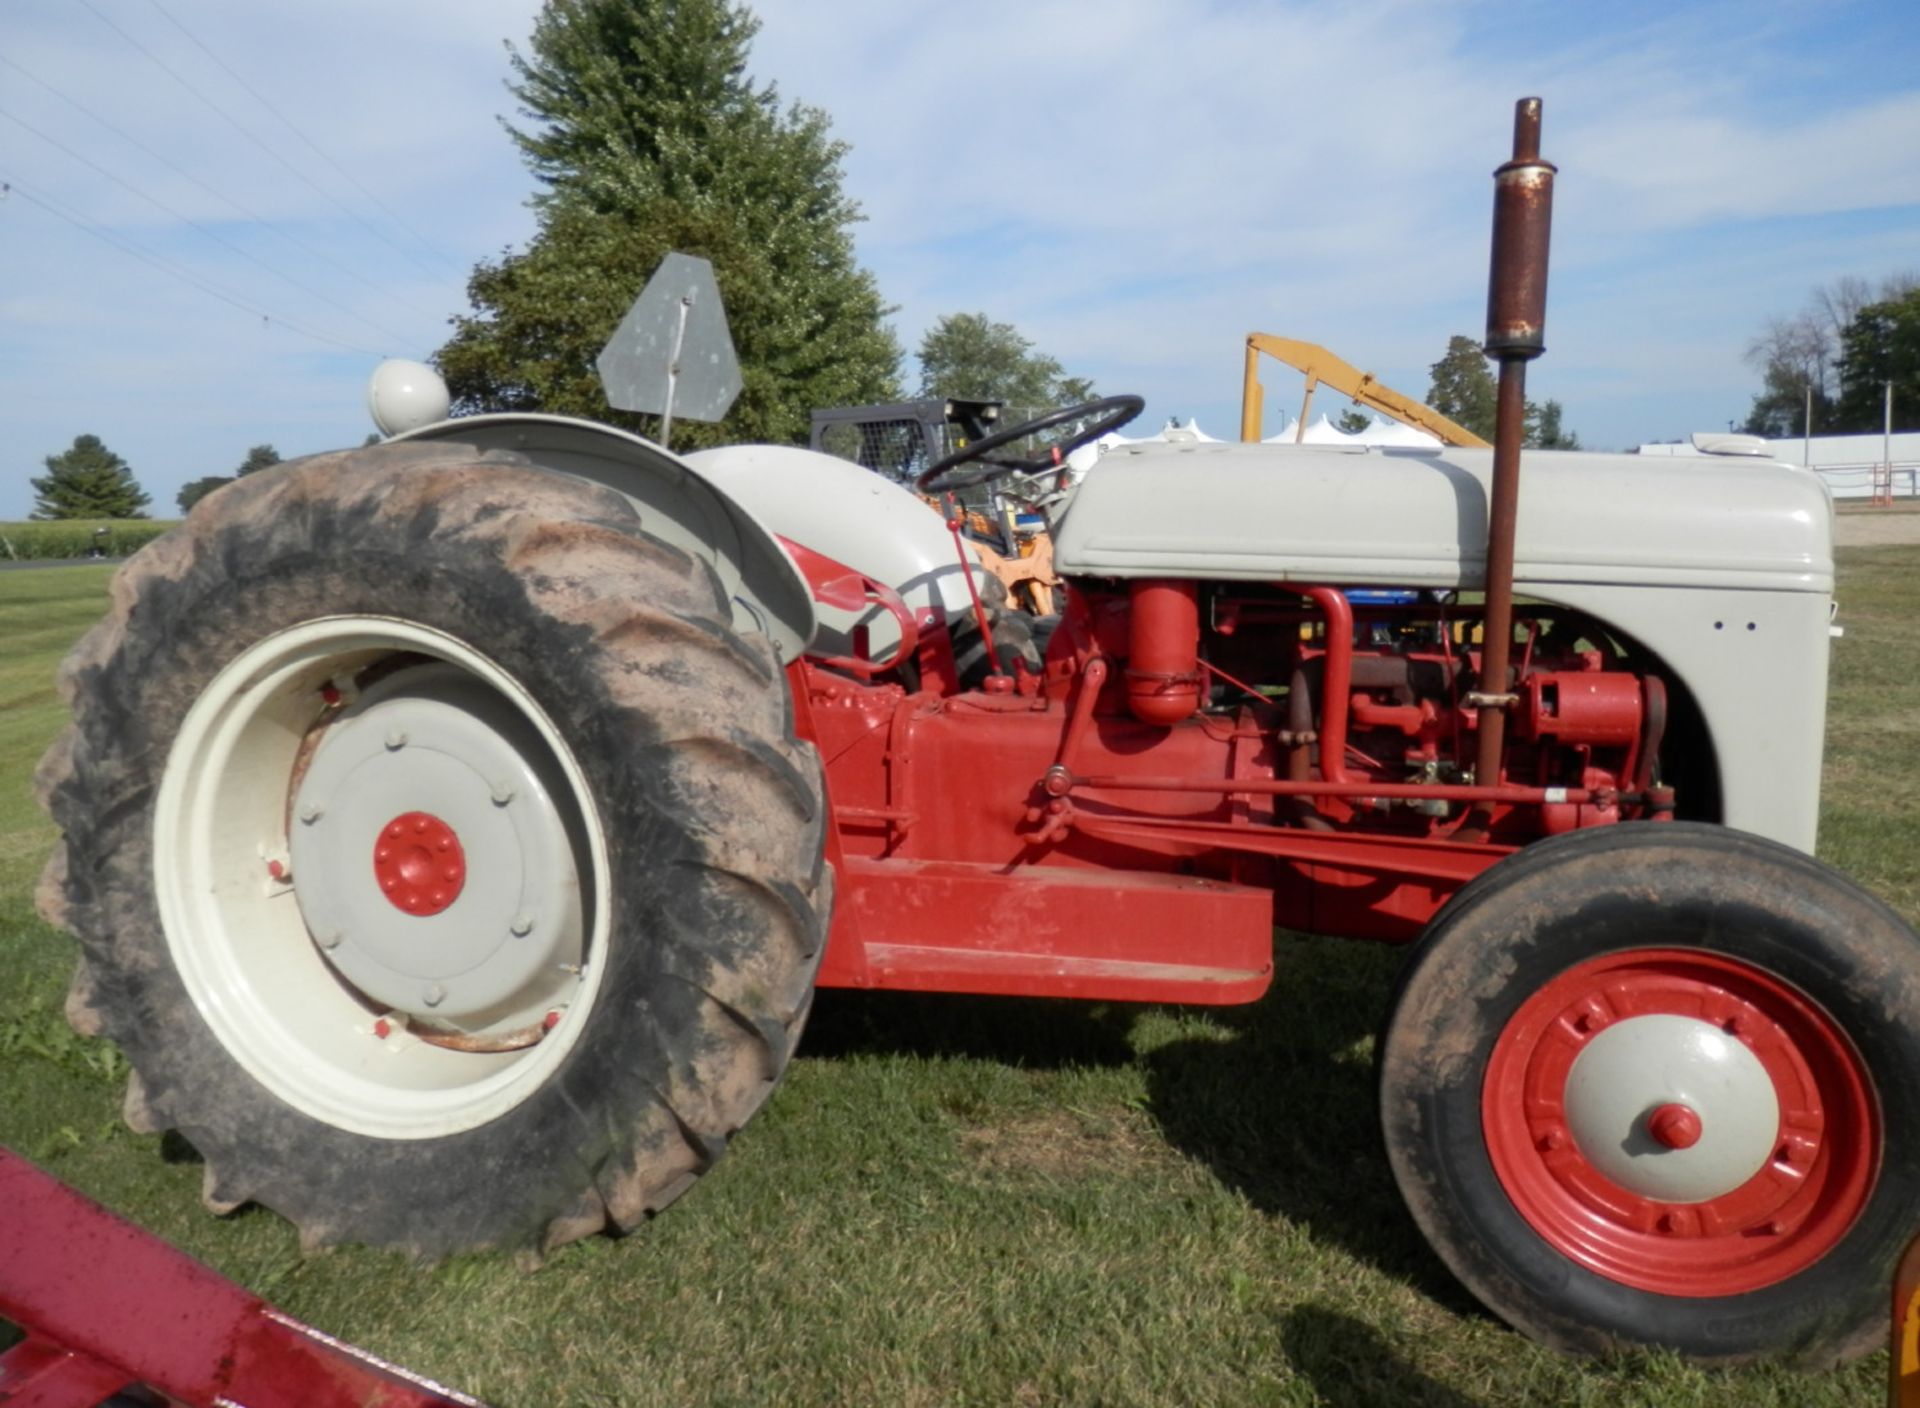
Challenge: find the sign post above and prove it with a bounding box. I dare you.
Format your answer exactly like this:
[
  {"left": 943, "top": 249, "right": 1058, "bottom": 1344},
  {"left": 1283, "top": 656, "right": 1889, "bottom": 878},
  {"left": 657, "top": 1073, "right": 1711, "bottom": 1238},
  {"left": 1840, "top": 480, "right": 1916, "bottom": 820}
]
[{"left": 596, "top": 253, "right": 742, "bottom": 450}]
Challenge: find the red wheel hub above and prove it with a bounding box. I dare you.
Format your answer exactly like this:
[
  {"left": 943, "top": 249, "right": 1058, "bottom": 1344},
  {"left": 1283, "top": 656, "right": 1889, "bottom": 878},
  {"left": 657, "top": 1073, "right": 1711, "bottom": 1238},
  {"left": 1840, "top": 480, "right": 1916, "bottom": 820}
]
[
  {"left": 1482, "top": 948, "right": 1878, "bottom": 1298},
  {"left": 1646, "top": 1102, "right": 1703, "bottom": 1150},
  {"left": 372, "top": 812, "right": 467, "bottom": 917}
]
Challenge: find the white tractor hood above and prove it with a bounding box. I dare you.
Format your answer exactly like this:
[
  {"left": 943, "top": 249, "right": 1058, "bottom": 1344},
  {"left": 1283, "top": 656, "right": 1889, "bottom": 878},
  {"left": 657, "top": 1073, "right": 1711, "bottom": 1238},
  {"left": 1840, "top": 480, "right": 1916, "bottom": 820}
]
[{"left": 1051, "top": 441, "right": 1834, "bottom": 595}]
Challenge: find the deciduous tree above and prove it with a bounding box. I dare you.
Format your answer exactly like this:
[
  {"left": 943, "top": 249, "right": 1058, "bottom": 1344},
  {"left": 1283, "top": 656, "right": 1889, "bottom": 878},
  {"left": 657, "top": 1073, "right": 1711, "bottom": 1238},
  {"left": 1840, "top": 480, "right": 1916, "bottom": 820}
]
[
  {"left": 177, "top": 444, "right": 282, "bottom": 513},
  {"left": 916, "top": 313, "right": 1090, "bottom": 411}
]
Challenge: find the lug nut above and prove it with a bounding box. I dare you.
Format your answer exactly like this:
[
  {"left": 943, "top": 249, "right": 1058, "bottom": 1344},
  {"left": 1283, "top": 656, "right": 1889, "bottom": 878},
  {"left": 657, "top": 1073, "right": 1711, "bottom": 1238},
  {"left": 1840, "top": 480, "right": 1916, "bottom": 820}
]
[
  {"left": 491, "top": 780, "right": 517, "bottom": 805},
  {"left": 299, "top": 803, "right": 323, "bottom": 824},
  {"left": 422, "top": 984, "right": 446, "bottom": 1008},
  {"left": 316, "top": 928, "right": 342, "bottom": 950},
  {"left": 510, "top": 913, "right": 535, "bottom": 937},
  {"left": 385, "top": 730, "right": 409, "bottom": 751}
]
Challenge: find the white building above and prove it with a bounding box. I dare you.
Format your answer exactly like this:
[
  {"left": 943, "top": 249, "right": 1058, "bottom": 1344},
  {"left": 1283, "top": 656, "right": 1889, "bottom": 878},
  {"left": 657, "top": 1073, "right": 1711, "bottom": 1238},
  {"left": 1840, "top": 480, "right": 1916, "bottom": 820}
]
[{"left": 1636, "top": 430, "right": 1920, "bottom": 500}]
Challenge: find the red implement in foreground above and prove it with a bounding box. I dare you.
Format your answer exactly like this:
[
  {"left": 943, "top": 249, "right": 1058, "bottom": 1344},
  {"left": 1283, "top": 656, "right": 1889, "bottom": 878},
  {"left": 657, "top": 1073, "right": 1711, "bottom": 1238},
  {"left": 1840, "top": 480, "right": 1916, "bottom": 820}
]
[{"left": 0, "top": 1150, "right": 483, "bottom": 1408}]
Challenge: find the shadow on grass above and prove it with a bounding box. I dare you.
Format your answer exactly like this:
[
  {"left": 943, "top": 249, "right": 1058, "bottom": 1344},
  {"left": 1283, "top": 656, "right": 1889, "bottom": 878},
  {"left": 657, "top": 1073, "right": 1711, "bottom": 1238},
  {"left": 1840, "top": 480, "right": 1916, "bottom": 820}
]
[
  {"left": 801, "top": 935, "right": 1478, "bottom": 1309},
  {"left": 1139, "top": 934, "right": 1479, "bottom": 1305},
  {"left": 1281, "top": 1304, "right": 1485, "bottom": 1408},
  {"left": 800, "top": 988, "right": 1139, "bottom": 1070}
]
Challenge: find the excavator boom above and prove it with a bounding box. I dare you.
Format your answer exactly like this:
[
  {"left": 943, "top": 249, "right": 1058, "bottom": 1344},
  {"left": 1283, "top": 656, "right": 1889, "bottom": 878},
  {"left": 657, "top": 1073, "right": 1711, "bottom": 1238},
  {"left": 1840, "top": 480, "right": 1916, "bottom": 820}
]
[{"left": 1239, "top": 332, "right": 1490, "bottom": 447}]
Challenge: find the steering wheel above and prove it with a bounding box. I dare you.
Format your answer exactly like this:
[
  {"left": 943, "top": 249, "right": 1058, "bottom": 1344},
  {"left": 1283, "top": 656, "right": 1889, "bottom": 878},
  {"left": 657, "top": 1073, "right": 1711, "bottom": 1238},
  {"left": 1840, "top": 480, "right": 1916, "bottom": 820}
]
[{"left": 914, "top": 395, "right": 1145, "bottom": 496}]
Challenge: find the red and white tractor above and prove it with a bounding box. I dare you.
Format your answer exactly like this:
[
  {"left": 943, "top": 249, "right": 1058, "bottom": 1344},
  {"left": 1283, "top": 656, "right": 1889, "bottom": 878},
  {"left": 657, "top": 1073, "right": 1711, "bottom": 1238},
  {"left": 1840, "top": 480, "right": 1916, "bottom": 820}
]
[{"left": 33, "top": 100, "right": 1920, "bottom": 1368}]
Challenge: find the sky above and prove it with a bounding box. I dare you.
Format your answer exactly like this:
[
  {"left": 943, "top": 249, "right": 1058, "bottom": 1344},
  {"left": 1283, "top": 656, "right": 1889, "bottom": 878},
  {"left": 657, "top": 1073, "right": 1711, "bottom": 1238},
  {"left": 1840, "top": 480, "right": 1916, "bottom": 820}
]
[{"left": 3, "top": 0, "right": 1918, "bottom": 519}]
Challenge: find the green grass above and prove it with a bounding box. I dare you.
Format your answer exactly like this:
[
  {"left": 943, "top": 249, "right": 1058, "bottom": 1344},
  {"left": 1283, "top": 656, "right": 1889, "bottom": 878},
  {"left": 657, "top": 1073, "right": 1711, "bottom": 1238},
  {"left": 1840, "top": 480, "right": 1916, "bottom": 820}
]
[{"left": 1, "top": 555, "right": 1913, "bottom": 1406}]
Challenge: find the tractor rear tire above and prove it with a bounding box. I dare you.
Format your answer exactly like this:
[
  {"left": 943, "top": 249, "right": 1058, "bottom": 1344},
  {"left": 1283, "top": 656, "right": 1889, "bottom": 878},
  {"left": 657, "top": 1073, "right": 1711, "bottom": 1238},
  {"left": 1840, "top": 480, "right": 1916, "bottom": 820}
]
[
  {"left": 35, "top": 444, "right": 829, "bottom": 1257},
  {"left": 1378, "top": 822, "right": 1920, "bottom": 1365}
]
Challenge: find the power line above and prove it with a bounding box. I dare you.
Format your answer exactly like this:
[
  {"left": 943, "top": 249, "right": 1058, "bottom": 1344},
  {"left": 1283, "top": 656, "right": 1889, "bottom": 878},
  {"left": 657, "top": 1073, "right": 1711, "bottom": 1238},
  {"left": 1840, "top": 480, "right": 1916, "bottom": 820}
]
[
  {"left": 73, "top": 0, "right": 449, "bottom": 284},
  {"left": 143, "top": 0, "right": 462, "bottom": 275},
  {"left": 0, "top": 54, "right": 446, "bottom": 324},
  {"left": 1, "top": 105, "right": 421, "bottom": 349},
  {"left": 0, "top": 169, "right": 384, "bottom": 358}
]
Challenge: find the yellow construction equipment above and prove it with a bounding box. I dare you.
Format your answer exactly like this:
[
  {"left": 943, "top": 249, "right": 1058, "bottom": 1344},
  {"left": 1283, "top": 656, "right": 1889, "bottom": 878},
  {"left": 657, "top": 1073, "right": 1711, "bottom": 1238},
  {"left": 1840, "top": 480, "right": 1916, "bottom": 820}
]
[{"left": 1238, "top": 333, "right": 1490, "bottom": 447}]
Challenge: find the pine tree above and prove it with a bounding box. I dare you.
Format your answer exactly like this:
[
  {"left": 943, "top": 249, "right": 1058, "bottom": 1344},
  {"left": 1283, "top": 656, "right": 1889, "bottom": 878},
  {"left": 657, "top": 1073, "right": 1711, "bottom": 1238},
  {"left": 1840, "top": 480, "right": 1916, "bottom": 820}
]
[
  {"left": 1427, "top": 335, "right": 1579, "bottom": 448},
  {"left": 31, "top": 435, "right": 150, "bottom": 520},
  {"left": 1834, "top": 288, "right": 1920, "bottom": 433},
  {"left": 1426, "top": 336, "right": 1498, "bottom": 440},
  {"left": 437, "top": 0, "right": 899, "bottom": 447}
]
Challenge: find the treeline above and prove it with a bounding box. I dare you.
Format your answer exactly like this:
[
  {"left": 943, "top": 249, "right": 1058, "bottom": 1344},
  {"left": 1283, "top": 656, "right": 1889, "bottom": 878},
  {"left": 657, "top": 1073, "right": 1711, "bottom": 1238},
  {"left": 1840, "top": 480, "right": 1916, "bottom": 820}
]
[
  {"left": 27, "top": 437, "right": 289, "bottom": 522},
  {"left": 1744, "top": 275, "right": 1920, "bottom": 437}
]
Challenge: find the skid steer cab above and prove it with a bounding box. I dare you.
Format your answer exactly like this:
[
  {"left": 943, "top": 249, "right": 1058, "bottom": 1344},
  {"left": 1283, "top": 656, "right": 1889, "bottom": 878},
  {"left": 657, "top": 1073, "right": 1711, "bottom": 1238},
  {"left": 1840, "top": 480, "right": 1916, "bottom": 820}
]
[{"left": 34, "top": 99, "right": 1920, "bottom": 1371}]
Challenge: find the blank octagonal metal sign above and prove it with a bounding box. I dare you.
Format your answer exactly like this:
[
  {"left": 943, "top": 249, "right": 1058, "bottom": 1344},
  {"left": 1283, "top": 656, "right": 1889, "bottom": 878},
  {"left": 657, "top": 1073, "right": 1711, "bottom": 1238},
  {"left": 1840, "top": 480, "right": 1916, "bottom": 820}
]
[{"left": 596, "top": 252, "right": 742, "bottom": 422}]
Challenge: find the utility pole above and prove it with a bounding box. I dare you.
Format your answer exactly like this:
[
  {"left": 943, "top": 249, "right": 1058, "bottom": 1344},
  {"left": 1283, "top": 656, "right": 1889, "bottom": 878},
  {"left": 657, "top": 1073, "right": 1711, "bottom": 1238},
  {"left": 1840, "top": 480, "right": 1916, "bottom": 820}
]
[
  {"left": 1887, "top": 380, "right": 1896, "bottom": 502},
  {"left": 1803, "top": 382, "right": 1812, "bottom": 467}
]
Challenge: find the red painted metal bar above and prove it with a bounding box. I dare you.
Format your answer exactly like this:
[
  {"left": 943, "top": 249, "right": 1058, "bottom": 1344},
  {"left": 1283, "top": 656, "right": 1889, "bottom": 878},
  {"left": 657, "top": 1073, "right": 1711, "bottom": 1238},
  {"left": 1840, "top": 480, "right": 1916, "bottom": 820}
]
[
  {"left": 1049, "top": 655, "right": 1109, "bottom": 777},
  {"left": 0, "top": 1149, "right": 485, "bottom": 1408},
  {"left": 943, "top": 496, "right": 1001, "bottom": 674},
  {"left": 1292, "top": 585, "right": 1353, "bottom": 784},
  {"left": 833, "top": 856, "right": 1275, "bottom": 1004},
  {"left": 1068, "top": 773, "right": 1607, "bottom": 806},
  {"left": 1069, "top": 813, "right": 1512, "bottom": 883}
]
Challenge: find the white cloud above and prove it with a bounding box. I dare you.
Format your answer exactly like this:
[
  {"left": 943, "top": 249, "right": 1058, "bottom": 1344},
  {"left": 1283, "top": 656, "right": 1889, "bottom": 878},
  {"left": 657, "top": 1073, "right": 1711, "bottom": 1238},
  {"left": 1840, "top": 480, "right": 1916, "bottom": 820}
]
[{"left": 2, "top": 0, "right": 1917, "bottom": 516}]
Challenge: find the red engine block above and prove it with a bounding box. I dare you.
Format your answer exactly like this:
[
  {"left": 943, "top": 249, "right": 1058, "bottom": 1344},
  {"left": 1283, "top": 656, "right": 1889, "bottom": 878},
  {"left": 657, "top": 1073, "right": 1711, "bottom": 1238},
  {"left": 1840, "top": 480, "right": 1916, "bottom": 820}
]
[{"left": 787, "top": 566, "right": 1668, "bottom": 1004}]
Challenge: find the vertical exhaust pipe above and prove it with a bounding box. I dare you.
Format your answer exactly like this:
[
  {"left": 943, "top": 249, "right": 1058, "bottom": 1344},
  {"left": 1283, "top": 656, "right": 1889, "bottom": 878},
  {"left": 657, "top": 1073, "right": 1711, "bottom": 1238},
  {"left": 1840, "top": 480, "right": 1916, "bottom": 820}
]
[{"left": 1470, "top": 98, "right": 1556, "bottom": 799}]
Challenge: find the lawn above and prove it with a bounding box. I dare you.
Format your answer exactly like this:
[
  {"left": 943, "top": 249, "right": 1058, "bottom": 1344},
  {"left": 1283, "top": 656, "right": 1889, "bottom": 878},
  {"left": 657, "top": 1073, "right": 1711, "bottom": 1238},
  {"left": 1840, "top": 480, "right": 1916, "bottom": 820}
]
[{"left": 1, "top": 552, "right": 1913, "bottom": 1407}]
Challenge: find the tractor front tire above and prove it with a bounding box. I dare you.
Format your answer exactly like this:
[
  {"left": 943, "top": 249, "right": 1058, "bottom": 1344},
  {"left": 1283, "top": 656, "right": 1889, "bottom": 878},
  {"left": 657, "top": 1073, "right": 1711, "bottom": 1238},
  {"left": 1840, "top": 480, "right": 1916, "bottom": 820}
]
[
  {"left": 36, "top": 444, "right": 829, "bottom": 1257},
  {"left": 1379, "top": 822, "right": 1920, "bottom": 1365}
]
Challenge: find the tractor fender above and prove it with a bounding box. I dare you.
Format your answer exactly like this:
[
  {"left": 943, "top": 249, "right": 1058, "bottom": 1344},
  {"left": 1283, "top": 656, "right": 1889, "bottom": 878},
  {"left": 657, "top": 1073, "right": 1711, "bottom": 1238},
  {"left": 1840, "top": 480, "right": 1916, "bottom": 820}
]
[
  {"left": 684, "top": 443, "right": 988, "bottom": 658},
  {"left": 391, "top": 414, "right": 816, "bottom": 661}
]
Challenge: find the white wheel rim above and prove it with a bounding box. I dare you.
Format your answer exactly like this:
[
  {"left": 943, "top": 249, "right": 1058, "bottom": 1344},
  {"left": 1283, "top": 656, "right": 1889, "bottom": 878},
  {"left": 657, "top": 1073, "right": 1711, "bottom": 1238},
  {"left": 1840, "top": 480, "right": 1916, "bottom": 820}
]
[{"left": 154, "top": 617, "right": 611, "bottom": 1139}]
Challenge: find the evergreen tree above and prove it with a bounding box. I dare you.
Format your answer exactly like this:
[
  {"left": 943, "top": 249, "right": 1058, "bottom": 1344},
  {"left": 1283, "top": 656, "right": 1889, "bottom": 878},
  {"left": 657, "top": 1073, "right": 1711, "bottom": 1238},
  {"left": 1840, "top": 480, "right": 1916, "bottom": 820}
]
[
  {"left": 437, "top": 0, "right": 899, "bottom": 447},
  {"left": 1834, "top": 288, "right": 1920, "bottom": 433},
  {"left": 1525, "top": 399, "right": 1580, "bottom": 450},
  {"left": 32, "top": 435, "right": 150, "bottom": 520},
  {"left": 916, "top": 313, "right": 1090, "bottom": 411},
  {"left": 1426, "top": 336, "right": 1498, "bottom": 440},
  {"left": 1335, "top": 407, "right": 1371, "bottom": 435},
  {"left": 1426, "top": 335, "right": 1579, "bottom": 448}
]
